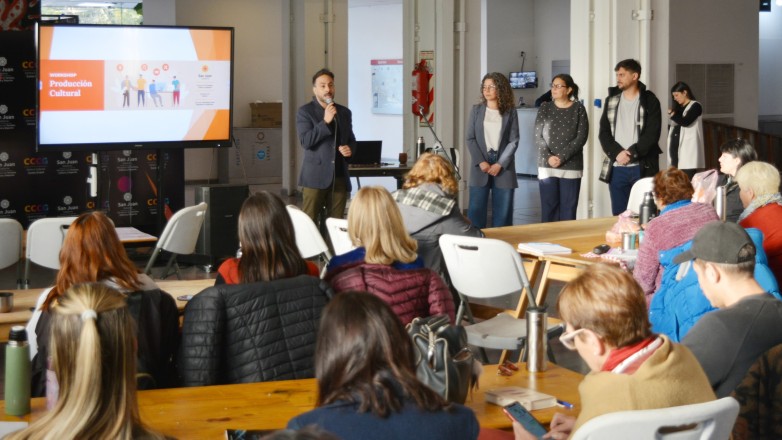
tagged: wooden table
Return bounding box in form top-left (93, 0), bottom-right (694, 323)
top-left (349, 163), bottom-right (411, 189)
top-left (483, 217), bottom-right (616, 310)
top-left (0, 278), bottom-right (213, 342)
top-left (0, 363), bottom-right (582, 437)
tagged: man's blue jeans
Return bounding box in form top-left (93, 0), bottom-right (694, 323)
top-left (609, 165), bottom-right (641, 215)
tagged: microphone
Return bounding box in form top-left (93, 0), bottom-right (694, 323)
top-left (325, 97), bottom-right (338, 122)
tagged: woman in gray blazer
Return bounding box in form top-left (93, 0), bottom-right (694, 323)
top-left (465, 72), bottom-right (519, 228)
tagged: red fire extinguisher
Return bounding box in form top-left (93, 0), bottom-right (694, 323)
top-left (411, 59), bottom-right (432, 117)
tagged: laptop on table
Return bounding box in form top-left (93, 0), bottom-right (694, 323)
top-left (349, 140), bottom-right (382, 168)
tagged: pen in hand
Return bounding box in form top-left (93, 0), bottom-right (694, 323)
top-left (556, 399), bottom-right (574, 409)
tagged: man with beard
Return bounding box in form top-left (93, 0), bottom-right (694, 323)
top-left (296, 68), bottom-right (355, 228)
top-left (598, 59), bottom-right (662, 215)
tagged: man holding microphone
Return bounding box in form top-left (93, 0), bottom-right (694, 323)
top-left (296, 68), bottom-right (355, 227)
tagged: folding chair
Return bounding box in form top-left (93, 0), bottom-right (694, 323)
top-left (144, 203), bottom-right (207, 279)
top-left (439, 234), bottom-right (563, 365)
top-left (24, 216), bottom-right (78, 289)
top-left (0, 219), bottom-right (24, 288)
top-left (573, 397), bottom-right (739, 440)
top-left (325, 217), bottom-right (355, 256)
top-left (286, 205), bottom-right (332, 278)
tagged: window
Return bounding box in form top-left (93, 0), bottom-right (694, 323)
top-left (42, 1), bottom-right (142, 25)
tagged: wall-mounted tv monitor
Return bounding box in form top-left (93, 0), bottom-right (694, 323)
top-left (37, 24), bottom-right (234, 151)
top-left (509, 71), bottom-right (538, 89)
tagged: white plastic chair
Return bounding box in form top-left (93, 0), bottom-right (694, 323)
top-left (325, 217), bottom-right (355, 256)
top-left (0, 219), bottom-right (24, 288)
top-left (24, 216), bottom-right (78, 289)
top-left (572, 397), bottom-right (740, 440)
top-left (286, 205), bottom-right (332, 277)
top-left (627, 177), bottom-right (655, 214)
top-left (439, 234), bottom-right (563, 364)
top-left (144, 203), bottom-right (207, 280)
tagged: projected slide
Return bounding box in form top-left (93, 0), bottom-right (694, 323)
top-left (38, 25), bottom-right (233, 149)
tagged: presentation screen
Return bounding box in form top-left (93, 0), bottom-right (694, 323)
top-left (37, 24), bottom-right (234, 151)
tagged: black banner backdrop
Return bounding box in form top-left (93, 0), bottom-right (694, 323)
top-left (0, 18), bottom-right (183, 232)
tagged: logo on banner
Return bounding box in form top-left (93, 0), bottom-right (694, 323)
top-left (256, 150), bottom-right (266, 160)
top-left (24, 204), bottom-right (48, 213)
top-left (123, 150), bottom-right (132, 157)
top-left (63, 152), bottom-right (72, 159)
top-left (123, 193), bottom-right (133, 202)
top-left (58, 195), bottom-right (78, 213)
top-left (0, 105), bottom-right (7, 114)
top-left (0, 199), bottom-right (14, 215)
top-left (0, 152), bottom-right (16, 177)
top-left (0, 58), bottom-right (6, 67)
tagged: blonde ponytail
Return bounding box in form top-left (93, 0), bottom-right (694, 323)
top-left (7, 283), bottom-right (163, 440)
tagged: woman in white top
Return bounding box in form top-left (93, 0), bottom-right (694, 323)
top-left (465, 72), bottom-right (519, 228)
top-left (667, 81), bottom-right (704, 179)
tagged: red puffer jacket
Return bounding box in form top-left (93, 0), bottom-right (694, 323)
top-left (327, 263), bottom-right (455, 325)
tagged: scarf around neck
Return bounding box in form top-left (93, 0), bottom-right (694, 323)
top-left (739, 192), bottom-right (782, 222)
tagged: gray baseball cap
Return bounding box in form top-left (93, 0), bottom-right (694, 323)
top-left (673, 221), bottom-right (755, 265)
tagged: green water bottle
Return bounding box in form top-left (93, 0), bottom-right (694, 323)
top-left (5, 326), bottom-right (31, 416)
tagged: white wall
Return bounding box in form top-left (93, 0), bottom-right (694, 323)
top-left (346, 3), bottom-right (404, 195)
top-left (485, 0), bottom-right (537, 106)
top-left (348, 3), bottom-right (403, 155)
top-left (670, 0), bottom-right (759, 130)
top-left (175, 0), bottom-right (285, 181)
top-left (759, 2), bottom-right (782, 117)
top-left (533, 0), bottom-right (570, 92)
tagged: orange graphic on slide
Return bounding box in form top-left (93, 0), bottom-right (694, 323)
top-left (189, 29), bottom-right (231, 61)
top-left (39, 60), bottom-right (105, 111)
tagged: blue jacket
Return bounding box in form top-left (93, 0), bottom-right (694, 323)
top-left (650, 228), bottom-right (781, 342)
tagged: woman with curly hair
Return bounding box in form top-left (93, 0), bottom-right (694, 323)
top-left (465, 72), bottom-right (519, 228)
top-left (393, 152), bottom-right (483, 277)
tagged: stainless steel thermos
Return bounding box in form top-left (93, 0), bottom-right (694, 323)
top-left (526, 307), bottom-right (548, 372)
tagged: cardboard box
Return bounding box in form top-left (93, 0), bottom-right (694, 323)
top-left (250, 102), bottom-right (282, 128)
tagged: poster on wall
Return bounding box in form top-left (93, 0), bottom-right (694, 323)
top-left (371, 59), bottom-right (403, 115)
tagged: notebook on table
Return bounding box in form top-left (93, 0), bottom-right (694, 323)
top-left (349, 140), bottom-right (382, 168)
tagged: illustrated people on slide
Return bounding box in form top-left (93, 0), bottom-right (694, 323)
top-left (172, 76), bottom-right (180, 106)
top-left (121, 75), bottom-right (131, 107)
top-left (149, 80), bottom-right (163, 107)
top-left (137, 74), bottom-right (147, 107)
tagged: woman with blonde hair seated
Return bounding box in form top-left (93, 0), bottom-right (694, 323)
top-left (513, 264), bottom-right (715, 440)
top-left (325, 187), bottom-right (454, 324)
top-left (9, 283), bottom-right (164, 440)
top-left (26, 211), bottom-right (178, 396)
top-left (736, 161), bottom-right (782, 281)
top-left (287, 291), bottom-right (478, 439)
top-left (392, 152), bottom-right (483, 278)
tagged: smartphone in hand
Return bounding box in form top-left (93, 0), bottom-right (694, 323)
top-left (503, 402), bottom-right (547, 438)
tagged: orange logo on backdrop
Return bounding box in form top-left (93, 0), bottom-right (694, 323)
top-left (39, 60), bottom-right (105, 112)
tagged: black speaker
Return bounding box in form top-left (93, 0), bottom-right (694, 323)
top-left (195, 184), bottom-right (249, 266)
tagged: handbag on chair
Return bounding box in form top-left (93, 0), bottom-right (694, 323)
top-left (407, 315), bottom-right (477, 404)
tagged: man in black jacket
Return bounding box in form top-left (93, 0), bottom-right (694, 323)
top-left (599, 59), bottom-right (662, 215)
top-left (296, 68), bottom-right (355, 228)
